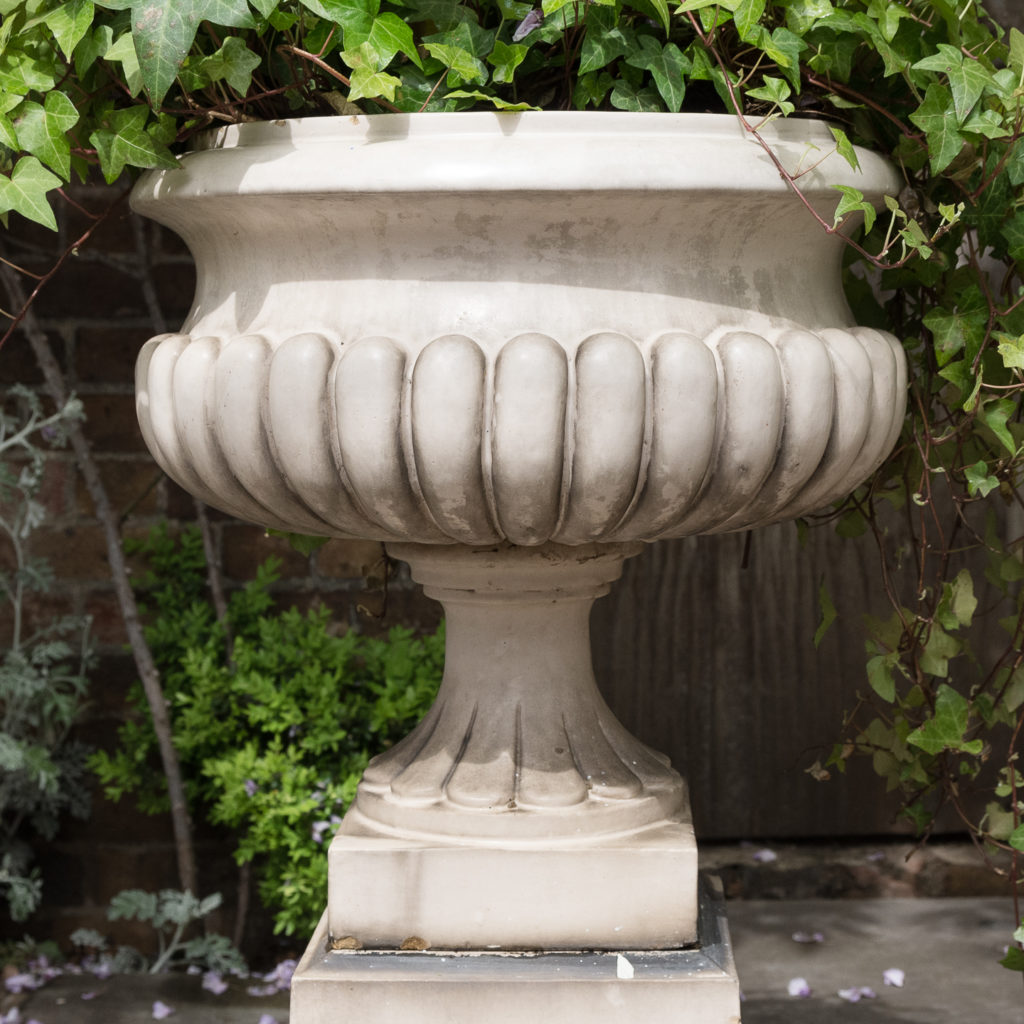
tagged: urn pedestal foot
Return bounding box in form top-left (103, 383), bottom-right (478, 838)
top-left (292, 875), bottom-right (741, 1024)
top-left (326, 542), bottom-right (698, 950)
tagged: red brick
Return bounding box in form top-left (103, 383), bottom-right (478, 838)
top-left (0, 590), bottom-right (77, 647)
top-left (83, 589), bottom-right (130, 648)
top-left (30, 523), bottom-right (110, 581)
top-left (75, 458), bottom-right (163, 519)
top-left (75, 325), bottom-right (152, 386)
top-left (26, 456), bottom-right (74, 520)
top-left (78, 652), bottom-right (136, 716)
top-left (153, 261), bottom-right (198, 324)
top-left (152, 222), bottom-right (193, 259)
top-left (0, 330), bottom-right (46, 385)
top-left (80, 394), bottom-right (148, 453)
top-left (314, 539), bottom-right (386, 581)
top-left (63, 183), bottom-right (136, 252)
top-left (42, 257), bottom-right (145, 319)
top-left (221, 523), bottom-right (312, 581)
top-left (165, 482), bottom-right (234, 523)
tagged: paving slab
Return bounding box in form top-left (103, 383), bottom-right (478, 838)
top-left (10, 896), bottom-right (1023, 1023)
top-left (730, 897), bottom-right (1022, 1024)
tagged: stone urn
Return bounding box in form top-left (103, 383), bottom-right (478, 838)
top-left (132, 111), bottom-right (905, 1020)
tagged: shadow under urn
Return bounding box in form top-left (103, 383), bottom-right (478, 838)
top-left (132, 111), bottom-right (906, 1021)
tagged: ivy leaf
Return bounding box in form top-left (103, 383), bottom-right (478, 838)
top-left (919, 624), bottom-right (961, 677)
top-left (422, 43), bottom-right (488, 85)
top-left (303, 0), bottom-right (379, 47)
top-left (193, 0), bottom-right (255, 27)
top-left (813, 578), bottom-right (836, 649)
top-left (964, 461), bottom-right (999, 498)
top-left (44, 0), bottom-right (95, 60)
top-left (367, 12), bottom-right (424, 71)
top-left (0, 156), bottom-right (62, 230)
top-left (579, 7), bottom-right (631, 76)
top-left (104, 31), bottom-right (145, 96)
top-left (183, 35), bottom-right (260, 94)
top-left (646, 0), bottom-right (671, 33)
top-left (831, 184), bottom-right (876, 234)
top-left (746, 75), bottom-right (795, 117)
top-left (980, 397), bottom-right (1018, 456)
top-left (1000, 947), bottom-right (1024, 972)
top-left (423, 21), bottom-right (493, 84)
top-left (12, 92), bottom-right (79, 180)
top-left (829, 125), bottom-right (859, 171)
top-left (75, 24), bottom-right (114, 77)
top-left (907, 685), bottom-right (981, 755)
top-left (130, 0), bottom-right (202, 106)
top-left (488, 40), bottom-right (527, 84)
top-left (913, 44), bottom-right (988, 123)
top-left (962, 109), bottom-right (1010, 140)
top-left (784, 0), bottom-right (832, 35)
top-left (909, 84), bottom-right (964, 174)
top-left (609, 79), bottom-right (661, 112)
top-left (346, 65), bottom-right (401, 101)
top-left (1008, 823), bottom-right (1024, 853)
top-left (940, 569), bottom-right (977, 629)
top-left (866, 654), bottom-right (896, 702)
top-left (443, 89), bottom-right (537, 110)
top-left (767, 25), bottom-right (806, 90)
top-left (0, 113), bottom-right (17, 151)
top-left (88, 104), bottom-right (178, 183)
top-left (625, 36), bottom-right (688, 112)
top-left (733, 0), bottom-right (765, 43)
top-left (997, 333), bottom-right (1024, 371)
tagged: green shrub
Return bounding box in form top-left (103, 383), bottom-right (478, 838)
top-left (91, 526), bottom-right (443, 936)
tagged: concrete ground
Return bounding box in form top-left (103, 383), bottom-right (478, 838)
top-left (730, 897), bottom-right (1022, 1023)
top-left (9, 896), bottom-right (1022, 1023)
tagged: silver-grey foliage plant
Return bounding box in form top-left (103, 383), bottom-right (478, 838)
top-left (0, 386), bottom-right (92, 922)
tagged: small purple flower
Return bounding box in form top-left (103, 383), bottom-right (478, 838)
top-left (264, 958), bottom-right (297, 991)
top-left (866, 850), bottom-right (885, 862)
top-left (152, 1000), bottom-right (176, 1019)
top-left (787, 977), bottom-right (811, 998)
top-left (512, 8), bottom-right (543, 41)
top-left (244, 779), bottom-right (259, 798)
top-left (791, 930), bottom-right (825, 944)
top-left (5, 973), bottom-right (39, 993)
top-left (247, 983), bottom-right (278, 997)
top-left (883, 967), bottom-right (905, 987)
top-left (82, 990), bottom-right (98, 1000)
top-left (751, 848), bottom-right (777, 864)
top-left (258, 1016), bottom-right (280, 1024)
top-left (89, 960), bottom-right (112, 979)
top-left (311, 819), bottom-right (332, 844)
top-left (202, 971), bottom-right (228, 995)
top-left (838, 986), bottom-right (877, 1003)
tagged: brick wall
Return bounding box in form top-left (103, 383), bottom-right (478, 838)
top-left (0, 187), bottom-right (440, 954)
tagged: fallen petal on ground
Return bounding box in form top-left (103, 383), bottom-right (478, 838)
top-left (787, 977), bottom-right (811, 998)
top-left (883, 967), bottom-right (905, 987)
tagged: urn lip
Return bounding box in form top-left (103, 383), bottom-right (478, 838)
top-left (131, 110), bottom-right (901, 212)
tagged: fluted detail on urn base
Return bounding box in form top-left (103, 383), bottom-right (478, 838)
top-left (327, 542), bottom-right (698, 950)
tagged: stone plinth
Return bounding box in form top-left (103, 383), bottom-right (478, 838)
top-left (294, 876), bottom-right (740, 1024)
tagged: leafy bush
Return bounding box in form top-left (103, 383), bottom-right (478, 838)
top-left (91, 526), bottom-right (443, 936)
top-left (0, 387), bottom-right (92, 923)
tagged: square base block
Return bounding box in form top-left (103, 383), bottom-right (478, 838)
top-left (293, 875), bottom-right (740, 1024)
top-left (327, 819), bottom-right (697, 950)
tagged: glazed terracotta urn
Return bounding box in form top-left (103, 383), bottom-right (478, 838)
top-left (132, 112), bottom-right (905, 972)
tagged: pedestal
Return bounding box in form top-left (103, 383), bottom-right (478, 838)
top-left (292, 875), bottom-right (741, 1024)
top-left (327, 542), bottom-right (698, 950)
